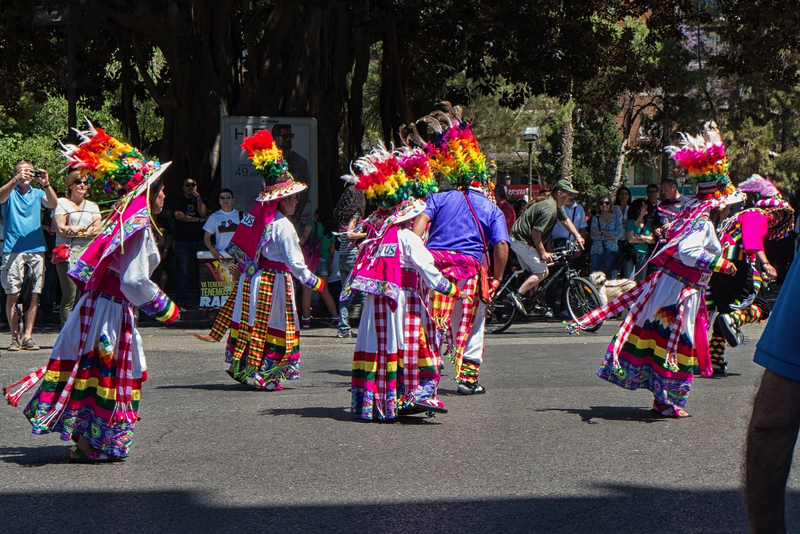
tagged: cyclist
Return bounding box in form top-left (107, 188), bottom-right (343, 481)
top-left (508, 179), bottom-right (585, 314)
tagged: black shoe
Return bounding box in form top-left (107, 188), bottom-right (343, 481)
top-left (711, 362), bottom-right (728, 376)
top-left (716, 314), bottom-right (741, 348)
top-left (457, 380), bottom-right (486, 395)
top-left (508, 292), bottom-right (528, 315)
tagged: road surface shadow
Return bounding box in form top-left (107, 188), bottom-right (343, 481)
top-left (312, 369), bottom-right (351, 377)
top-left (156, 382), bottom-right (255, 392)
top-left (0, 445), bottom-right (73, 466)
top-left (0, 485), bottom-right (776, 532)
top-left (260, 407), bottom-right (442, 425)
top-left (537, 406), bottom-right (667, 424)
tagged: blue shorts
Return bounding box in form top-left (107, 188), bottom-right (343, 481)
top-left (315, 258), bottom-right (329, 277)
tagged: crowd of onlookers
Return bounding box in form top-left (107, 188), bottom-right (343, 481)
top-left (0, 159), bottom-right (368, 349)
top-left (494, 177), bottom-right (800, 317)
top-left (4, 155), bottom-right (799, 347)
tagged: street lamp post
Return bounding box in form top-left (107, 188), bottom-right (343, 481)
top-left (522, 126), bottom-right (540, 200)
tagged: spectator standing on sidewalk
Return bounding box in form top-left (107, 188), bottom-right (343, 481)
top-left (39, 207), bottom-right (59, 322)
top-left (0, 160), bottom-right (58, 350)
top-left (52, 170), bottom-right (102, 325)
top-left (655, 178), bottom-right (689, 230)
top-left (203, 188), bottom-right (241, 260)
top-left (333, 185), bottom-right (366, 338)
top-left (496, 185), bottom-right (517, 234)
top-left (171, 177), bottom-right (208, 307)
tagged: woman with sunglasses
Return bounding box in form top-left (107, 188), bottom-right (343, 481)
top-left (53, 170), bottom-right (102, 325)
top-left (589, 195), bottom-right (623, 278)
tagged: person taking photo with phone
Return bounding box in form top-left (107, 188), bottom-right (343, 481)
top-left (0, 160), bottom-right (58, 351)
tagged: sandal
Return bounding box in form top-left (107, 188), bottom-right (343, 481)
top-left (398, 398), bottom-right (448, 416)
top-left (192, 333), bottom-right (217, 342)
top-left (70, 446), bottom-right (125, 463)
top-left (650, 400), bottom-right (691, 418)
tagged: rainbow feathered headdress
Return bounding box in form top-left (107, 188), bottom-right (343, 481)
top-left (343, 146), bottom-right (415, 209)
top-left (240, 130), bottom-right (306, 201)
top-left (61, 121), bottom-right (161, 195)
top-left (417, 102), bottom-right (493, 197)
top-left (666, 121), bottom-right (736, 202)
top-left (342, 145), bottom-right (430, 228)
top-left (396, 147), bottom-right (438, 200)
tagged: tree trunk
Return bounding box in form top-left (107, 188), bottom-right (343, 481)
top-left (115, 31), bottom-right (141, 149)
top-left (95, 1), bottom-right (361, 210)
top-left (660, 96), bottom-right (671, 181)
top-left (95, 1), bottom-right (239, 202)
top-left (346, 27), bottom-right (370, 161)
top-left (610, 138), bottom-right (628, 193)
top-left (379, 22), bottom-right (407, 146)
top-left (560, 106), bottom-right (574, 182)
top-left (610, 93), bottom-right (634, 194)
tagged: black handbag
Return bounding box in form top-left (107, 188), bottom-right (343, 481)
top-left (613, 242), bottom-right (637, 270)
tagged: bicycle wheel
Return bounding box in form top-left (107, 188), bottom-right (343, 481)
top-left (565, 276), bottom-right (603, 333)
top-left (485, 283), bottom-right (518, 334)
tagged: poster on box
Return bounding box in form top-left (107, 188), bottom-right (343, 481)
top-left (198, 251), bottom-right (238, 308)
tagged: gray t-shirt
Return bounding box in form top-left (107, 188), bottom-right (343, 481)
top-left (511, 196), bottom-right (567, 248)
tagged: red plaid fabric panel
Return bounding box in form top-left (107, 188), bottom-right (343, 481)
top-left (209, 288), bottom-right (237, 341)
top-left (246, 272), bottom-right (276, 368)
top-left (424, 274), bottom-right (479, 379)
top-left (452, 276), bottom-right (478, 352)
top-left (110, 306), bottom-right (136, 424)
top-left (401, 290), bottom-right (421, 393)
top-left (231, 276), bottom-right (253, 363)
top-left (34, 293), bottom-right (99, 428)
top-left (282, 274), bottom-right (298, 358)
top-left (260, 272), bottom-right (299, 375)
top-left (573, 271), bottom-right (661, 331)
top-left (374, 295), bottom-right (389, 418)
top-left (665, 285), bottom-right (696, 365)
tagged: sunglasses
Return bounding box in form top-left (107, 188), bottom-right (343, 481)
top-left (277, 133), bottom-right (295, 139)
top-left (219, 196), bottom-right (232, 201)
top-left (184, 183), bottom-right (197, 187)
top-left (74, 180), bottom-right (89, 185)
top-left (598, 200), bottom-right (611, 205)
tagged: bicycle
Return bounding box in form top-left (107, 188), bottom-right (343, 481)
top-left (485, 242), bottom-right (603, 334)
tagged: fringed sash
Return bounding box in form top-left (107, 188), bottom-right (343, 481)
top-left (228, 270), bottom-right (297, 383)
top-left (426, 274), bottom-right (479, 380)
top-left (204, 259), bottom-right (287, 342)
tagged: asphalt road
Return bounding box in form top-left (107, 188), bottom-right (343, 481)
top-left (0, 316), bottom-right (796, 533)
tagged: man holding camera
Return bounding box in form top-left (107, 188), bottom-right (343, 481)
top-left (171, 177), bottom-right (209, 307)
top-left (0, 160), bottom-right (58, 350)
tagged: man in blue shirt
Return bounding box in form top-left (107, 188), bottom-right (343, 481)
top-left (412, 185), bottom-right (509, 395)
top-left (0, 160), bottom-right (58, 350)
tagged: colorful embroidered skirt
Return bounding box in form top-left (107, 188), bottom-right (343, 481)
top-left (224, 268), bottom-right (300, 389)
top-left (351, 290), bottom-right (439, 420)
top-left (597, 275), bottom-right (701, 408)
top-left (19, 293), bottom-right (145, 457)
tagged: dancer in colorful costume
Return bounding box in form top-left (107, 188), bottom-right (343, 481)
top-left (4, 123), bottom-right (177, 462)
top-left (344, 145), bottom-right (461, 420)
top-left (707, 175), bottom-right (794, 374)
top-left (202, 130), bottom-right (322, 390)
top-left (569, 123), bottom-right (737, 417)
top-left (409, 103), bottom-right (510, 395)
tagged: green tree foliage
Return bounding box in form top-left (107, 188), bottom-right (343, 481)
top-left (6, 0), bottom-right (800, 208)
